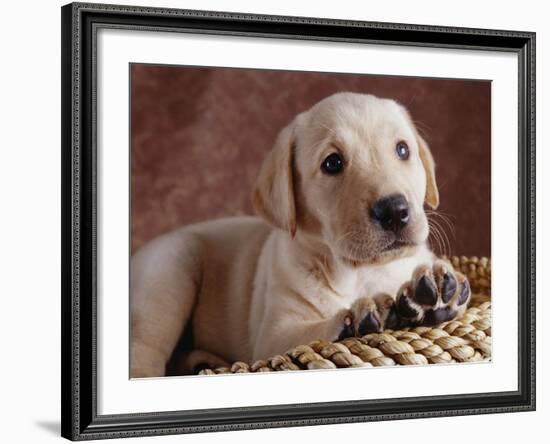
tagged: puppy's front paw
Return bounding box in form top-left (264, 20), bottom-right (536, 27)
top-left (352, 297), bottom-right (383, 335)
top-left (336, 296), bottom-right (392, 340)
top-left (396, 260), bottom-right (471, 326)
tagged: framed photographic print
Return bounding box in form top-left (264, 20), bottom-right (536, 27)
top-left (61, 2), bottom-right (536, 440)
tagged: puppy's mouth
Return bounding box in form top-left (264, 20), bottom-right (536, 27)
top-left (381, 239), bottom-right (415, 252)
top-left (339, 238), bottom-right (417, 267)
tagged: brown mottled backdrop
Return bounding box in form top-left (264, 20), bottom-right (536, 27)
top-left (131, 65), bottom-right (491, 257)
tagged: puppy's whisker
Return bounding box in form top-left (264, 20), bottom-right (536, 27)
top-left (428, 221), bottom-right (445, 254)
top-left (438, 213), bottom-right (456, 237)
top-left (335, 230), bottom-right (355, 246)
top-left (428, 223), bottom-right (442, 255)
top-left (426, 230), bottom-right (439, 255)
top-left (427, 210), bottom-right (455, 256)
top-left (336, 228), bottom-right (374, 262)
top-left (426, 210), bottom-right (456, 237)
top-left (431, 219), bottom-right (451, 257)
top-left (337, 225), bottom-right (364, 243)
top-left (427, 235), bottom-right (437, 254)
top-left (429, 219), bottom-right (448, 256)
top-left (437, 216), bottom-right (456, 238)
top-left (335, 230), bottom-right (360, 256)
top-left (433, 226), bottom-right (447, 257)
top-left (430, 217), bottom-right (452, 256)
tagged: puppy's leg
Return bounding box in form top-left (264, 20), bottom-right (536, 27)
top-left (252, 291), bottom-right (411, 360)
top-left (253, 309), bottom-right (351, 361)
top-left (394, 259), bottom-right (472, 327)
top-left (130, 235), bottom-right (202, 378)
top-left (254, 295), bottom-right (402, 360)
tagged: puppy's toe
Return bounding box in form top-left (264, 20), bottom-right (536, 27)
top-left (337, 312), bottom-right (356, 340)
top-left (457, 277), bottom-right (471, 306)
top-left (413, 268), bottom-right (438, 306)
top-left (352, 297), bottom-right (382, 335)
top-left (372, 293), bottom-right (401, 330)
top-left (396, 286), bottom-right (423, 324)
top-left (358, 310), bottom-right (381, 335)
top-left (440, 270), bottom-right (458, 303)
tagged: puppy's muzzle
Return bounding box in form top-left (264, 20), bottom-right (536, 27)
top-left (370, 193), bottom-right (410, 233)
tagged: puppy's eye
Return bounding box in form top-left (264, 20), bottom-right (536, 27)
top-left (321, 153), bottom-right (344, 175)
top-left (396, 141), bottom-right (410, 160)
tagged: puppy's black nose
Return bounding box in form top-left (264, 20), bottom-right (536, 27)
top-left (370, 194), bottom-right (410, 232)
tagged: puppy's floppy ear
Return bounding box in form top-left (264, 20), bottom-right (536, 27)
top-left (252, 120), bottom-right (297, 237)
top-left (416, 133), bottom-right (439, 209)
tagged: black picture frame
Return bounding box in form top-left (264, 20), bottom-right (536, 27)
top-left (61, 2), bottom-right (536, 440)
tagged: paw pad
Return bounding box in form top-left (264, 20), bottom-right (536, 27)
top-left (415, 273), bottom-right (438, 305)
top-left (441, 272), bottom-right (457, 303)
top-left (337, 315), bottom-right (356, 340)
top-left (358, 311), bottom-right (380, 335)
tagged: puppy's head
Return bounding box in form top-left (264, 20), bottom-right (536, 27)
top-left (252, 92), bottom-right (438, 266)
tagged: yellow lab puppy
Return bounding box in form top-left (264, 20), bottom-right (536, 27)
top-left (130, 92), bottom-right (471, 377)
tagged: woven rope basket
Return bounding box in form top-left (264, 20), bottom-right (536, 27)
top-left (199, 255), bottom-right (491, 375)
